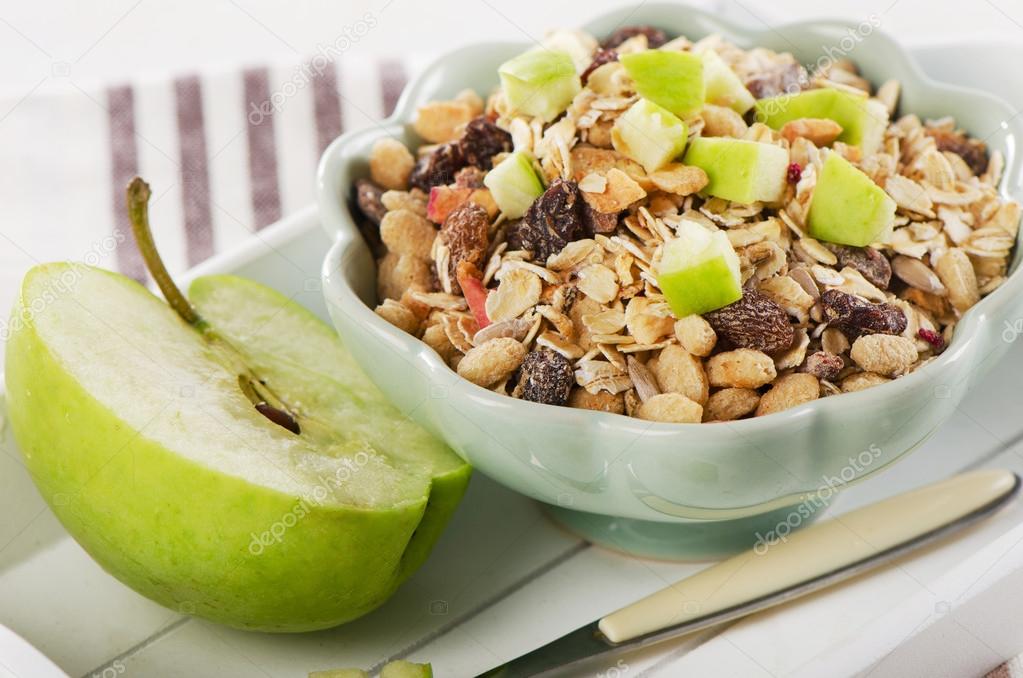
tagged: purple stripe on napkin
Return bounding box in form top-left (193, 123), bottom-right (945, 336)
top-left (312, 60), bottom-right (343, 155)
top-left (243, 67), bottom-right (282, 230)
top-left (174, 75), bottom-right (214, 265)
top-left (106, 84), bottom-right (148, 283)
top-left (378, 59), bottom-right (407, 117)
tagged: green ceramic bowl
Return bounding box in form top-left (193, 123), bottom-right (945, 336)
top-left (317, 5), bottom-right (1023, 558)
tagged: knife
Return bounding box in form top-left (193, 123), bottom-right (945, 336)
top-left (480, 469), bottom-right (1020, 677)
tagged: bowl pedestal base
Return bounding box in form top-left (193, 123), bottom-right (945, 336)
top-left (544, 502), bottom-right (828, 561)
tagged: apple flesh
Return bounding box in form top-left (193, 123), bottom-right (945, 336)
top-left (483, 150), bottom-right (545, 218)
top-left (5, 265), bottom-right (470, 631)
top-left (620, 50), bottom-right (705, 117)
top-left (807, 152), bottom-right (897, 247)
top-left (657, 219), bottom-right (743, 317)
top-left (498, 49), bottom-right (580, 122)
top-left (427, 186), bottom-right (498, 223)
top-left (699, 50), bottom-right (755, 114)
top-left (753, 88), bottom-right (889, 154)
top-left (380, 661), bottom-right (433, 678)
top-left (612, 98), bottom-right (689, 173)
top-left (683, 137), bottom-right (789, 203)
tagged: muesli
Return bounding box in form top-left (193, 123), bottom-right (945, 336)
top-left (351, 24), bottom-right (1020, 423)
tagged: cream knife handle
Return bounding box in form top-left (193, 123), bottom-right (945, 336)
top-left (598, 470), bottom-right (1019, 644)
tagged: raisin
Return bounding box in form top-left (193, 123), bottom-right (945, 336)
top-left (581, 200), bottom-right (619, 234)
top-left (440, 202), bottom-right (489, 277)
top-left (820, 289), bottom-right (907, 339)
top-left (802, 351), bottom-right (844, 381)
top-left (516, 349), bottom-right (574, 406)
top-left (581, 48), bottom-right (618, 84)
top-left (831, 245), bottom-right (892, 289)
top-left (704, 290), bottom-right (795, 354)
top-left (458, 116), bottom-right (512, 170)
top-left (454, 166), bottom-right (486, 188)
top-left (745, 62), bottom-right (808, 100)
top-left (512, 179), bottom-right (586, 260)
top-left (354, 179), bottom-right (387, 225)
top-left (410, 143), bottom-right (464, 191)
top-left (926, 128), bottom-right (989, 175)
top-left (601, 25), bottom-right (668, 49)
top-left (786, 163), bottom-right (802, 185)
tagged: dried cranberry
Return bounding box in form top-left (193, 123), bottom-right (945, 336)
top-left (458, 117), bottom-right (512, 170)
top-left (820, 289), bottom-right (906, 339)
top-left (601, 25), bottom-right (668, 49)
top-left (917, 328), bottom-right (945, 350)
top-left (831, 245), bottom-right (892, 289)
top-left (745, 62), bottom-right (809, 100)
top-left (704, 290), bottom-right (795, 354)
top-left (512, 179), bottom-right (586, 261)
top-left (516, 349), bottom-right (574, 406)
top-left (802, 351), bottom-right (844, 381)
top-left (581, 48), bottom-right (618, 84)
top-left (410, 143), bottom-right (464, 191)
top-left (786, 163), bottom-right (802, 184)
top-left (440, 202), bottom-right (489, 277)
top-left (926, 128), bottom-right (989, 175)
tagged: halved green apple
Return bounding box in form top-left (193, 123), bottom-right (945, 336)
top-left (611, 98), bottom-right (689, 173)
top-left (807, 152), bottom-right (896, 247)
top-left (657, 219), bottom-right (742, 317)
top-left (683, 136), bottom-right (789, 203)
top-left (699, 49), bottom-right (755, 114)
top-left (620, 50), bottom-right (705, 117)
top-left (483, 150), bottom-right (545, 218)
top-left (753, 88), bottom-right (889, 154)
top-left (498, 48), bottom-right (581, 122)
top-left (4, 180), bottom-right (470, 631)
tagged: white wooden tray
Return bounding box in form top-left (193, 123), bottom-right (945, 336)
top-left (3, 43), bottom-right (1023, 678)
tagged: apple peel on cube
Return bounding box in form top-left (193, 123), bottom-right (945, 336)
top-left (483, 150), bottom-right (545, 219)
top-left (498, 48), bottom-right (581, 122)
top-left (657, 219), bottom-right (743, 317)
top-left (807, 152), bottom-right (897, 247)
top-left (620, 50), bottom-right (705, 117)
top-left (699, 49), bottom-right (755, 114)
top-left (612, 98), bottom-right (689, 173)
top-left (683, 136), bottom-right (789, 204)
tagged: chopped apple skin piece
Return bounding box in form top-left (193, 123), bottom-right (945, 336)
top-left (657, 220), bottom-right (743, 317)
top-left (483, 151), bottom-right (545, 218)
top-left (683, 137), bottom-right (789, 204)
top-left (753, 88), bottom-right (888, 154)
top-left (700, 50), bottom-right (755, 114)
top-left (620, 50), bottom-right (705, 117)
top-left (611, 98), bottom-right (689, 173)
top-left (498, 49), bottom-right (580, 122)
top-left (807, 152), bottom-right (897, 247)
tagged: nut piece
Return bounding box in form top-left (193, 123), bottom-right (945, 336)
top-left (849, 334), bottom-right (919, 377)
top-left (374, 299), bottom-right (420, 335)
top-left (636, 392), bottom-right (703, 423)
top-left (706, 349), bottom-right (777, 389)
top-left (648, 163), bottom-right (709, 196)
top-left (651, 345), bottom-right (709, 405)
top-left (380, 209), bottom-right (437, 260)
top-left (756, 373), bottom-right (820, 417)
top-left (414, 100), bottom-right (475, 143)
top-left (457, 337), bottom-right (527, 387)
top-left (780, 118), bottom-right (843, 147)
top-left (422, 322), bottom-right (458, 363)
top-left (568, 387), bottom-right (625, 414)
top-left (369, 138), bottom-right (416, 190)
top-left (934, 247), bottom-right (980, 313)
top-left (704, 388), bottom-right (761, 422)
top-left (674, 315), bottom-right (717, 357)
top-left (841, 371), bottom-right (891, 392)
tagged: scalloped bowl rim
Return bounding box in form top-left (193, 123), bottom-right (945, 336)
top-left (317, 8), bottom-right (1022, 440)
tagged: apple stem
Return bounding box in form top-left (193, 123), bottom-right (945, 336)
top-left (126, 177), bottom-right (204, 329)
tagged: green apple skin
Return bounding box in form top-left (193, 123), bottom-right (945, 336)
top-left (379, 661), bottom-right (433, 678)
top-left (5, 265), bottom-right (470, 632)
top-left (753, 88), bottom-right (888, 154)
top-left (612, 98), bottom-right (689, 173)
top-left (683, 137), bottom-right (789, 204)
top-left (807, 152), bottom-right (897, 247)
top-left (483, 151), bottom-right (545, 218)
top-left (620, 50), bottom-right (705, 117)
top-left (498, 49), bottom-right (580, 122)
top-left (700, 50), bottom-right (755, 114)
top-left (657, 223), bottom-right (742, 316)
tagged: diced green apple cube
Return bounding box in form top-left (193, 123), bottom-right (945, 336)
top-left (683, 137), bottom-right (789, 204)
top-left (753, 88), bottom-right (889, 154)
top-left (611, 98), bottom-right (689, 173)
top-left (807, 152), bottom-right (897, 247)
top-left (620, 50), bottom-right (705, 117)
top-left (498, 49), bottom-right (581, 122)
top-left (483, 151), bottom-right (545, 218)
top-left (657, 219), bottom-right (743, 317)
top-left (700, 50), bottom-right (755, 114)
